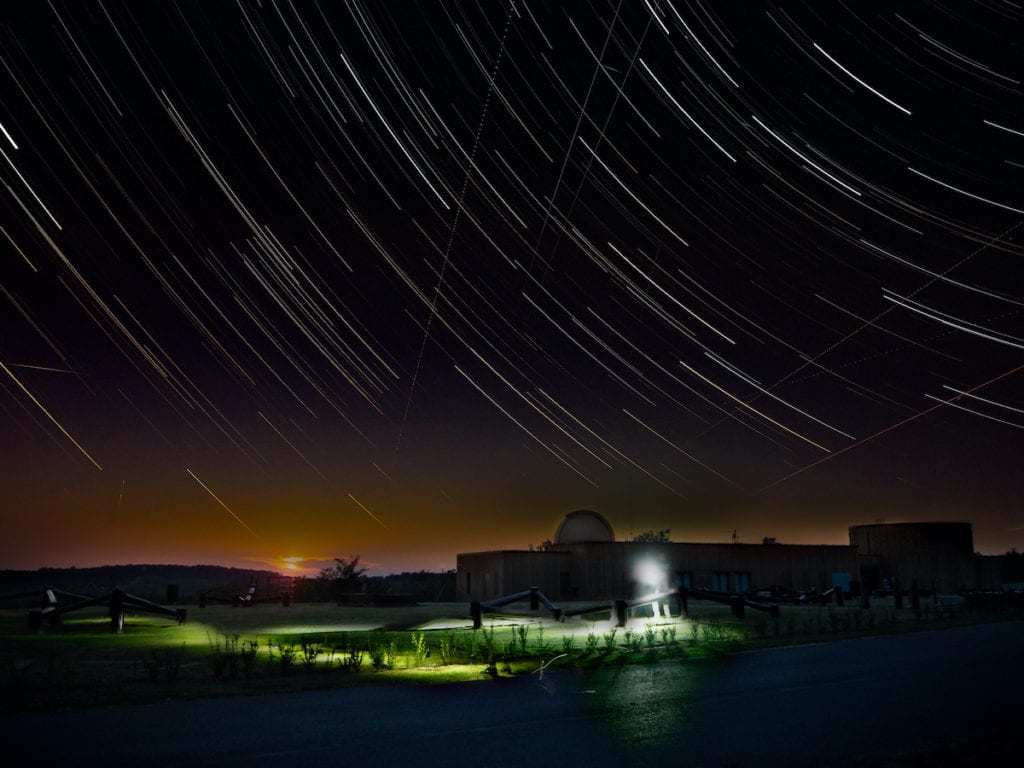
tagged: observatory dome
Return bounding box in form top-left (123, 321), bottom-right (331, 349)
top-left (554, 509), bottom-right (615, 544)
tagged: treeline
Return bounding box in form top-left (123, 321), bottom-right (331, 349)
top-left (0, 563), bottom-right (458, 606)
top-left (292, 568), bottom-right (456, 603)
top-left (0, 564), bottom-right (280, 605)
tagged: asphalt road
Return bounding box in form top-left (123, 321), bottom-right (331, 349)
top-left (4, 621), bottom-right (1022, 767)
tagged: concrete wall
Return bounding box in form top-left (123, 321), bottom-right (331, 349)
top-left (457, 542), bottom-right (859, 602)
top-left (563, 541), bottom-right (858, 599)
top-left (456, 550), bottom-right (571, 602)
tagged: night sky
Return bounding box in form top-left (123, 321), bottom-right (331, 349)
top-left (2, 1), bottom-right (1022, 575)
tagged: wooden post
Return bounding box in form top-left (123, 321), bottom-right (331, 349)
top-left (677, 586), bottom-right (688, 618)
top-left (730, 595), bottom-right (745, 618)
top-left (614, 599), bottom-right (628, 628)
top-left (529, 587), bottom-right (539, 611)
top-left (109, 589), bottom-right (124, 634)
top-left (894, 579), bottom-right (903, 610)
top-left (471, 601), bottom-right (482, 629)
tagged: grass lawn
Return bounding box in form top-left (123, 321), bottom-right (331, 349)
top-left (2, 596), bottom-right (1020, 711)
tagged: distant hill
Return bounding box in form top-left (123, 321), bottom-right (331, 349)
top-left (0, 564), bottom-right (285, 606)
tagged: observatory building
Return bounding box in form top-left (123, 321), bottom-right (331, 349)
top-left (456, 510), bottom-right (1000, 602)
top-left (457, 510), bottom-right (859, 602)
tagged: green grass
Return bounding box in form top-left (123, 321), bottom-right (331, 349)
top-left (2, 597), bottom-right (1020, 711)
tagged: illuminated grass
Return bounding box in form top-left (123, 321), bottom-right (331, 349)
top-left (3, 597), bottom-right (1018, 711)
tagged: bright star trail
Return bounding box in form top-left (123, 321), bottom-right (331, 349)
top-left (1, 2), bottom-right (1021, 574)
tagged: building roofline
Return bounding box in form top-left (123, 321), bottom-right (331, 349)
top-left (458, 540), bottom-right (857, 556)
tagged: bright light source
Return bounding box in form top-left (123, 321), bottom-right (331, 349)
top-left (636, 559), bottom-right (664, 587)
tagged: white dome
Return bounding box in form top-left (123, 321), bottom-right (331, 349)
top-left (554, 510), bottom-right (615, 544)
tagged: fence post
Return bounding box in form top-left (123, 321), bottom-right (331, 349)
top-left (529, 587), bottom-right (539, 611)
top-left (730, 595), bottom-right (745, 618)
top-left (471, 601), bottom-right (482, 629)
top-left (614, 599), bottom-right (628, 627)
top-left (109, 589), bottom-right (124, 634)
top-left (677, 586), bottom-right (688, 618)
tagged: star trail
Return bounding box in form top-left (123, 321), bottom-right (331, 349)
top-left (1, 1), bottom-right (1022, 574)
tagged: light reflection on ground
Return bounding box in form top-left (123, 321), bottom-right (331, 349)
top-left (247, 623), bottom-right (383, 634)
top-left (581, 661), bottom-right (703, 746)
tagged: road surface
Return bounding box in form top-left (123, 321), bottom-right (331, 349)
top-left (3, 621), bottom-right (1022, 767)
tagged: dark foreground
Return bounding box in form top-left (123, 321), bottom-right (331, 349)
top-left (3, 621), bottom-right (1021, 767)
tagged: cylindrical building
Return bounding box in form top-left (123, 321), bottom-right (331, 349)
top-left (849, 522), bottom-right (976, 593)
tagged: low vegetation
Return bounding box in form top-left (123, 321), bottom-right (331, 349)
top-left (2, 594), bottom-right (1021, 711)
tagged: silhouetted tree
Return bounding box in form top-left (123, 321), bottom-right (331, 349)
top-left (630, 529), bottom-right (671, 543)
top-left (318, 555), bottom-right (367, 599)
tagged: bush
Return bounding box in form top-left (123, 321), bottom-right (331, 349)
top-left (368, 633), bottom-right (397, 671)
top-left (439, 631), bottom-right (456, 665)
top-left (336, 647), bottom-right (364, 673)
top-left (240, 640), bottom-right (258, 678)
top-left (208, 634), bottom-right (241, 679)
top-left (410, 632), bottom-right (428, 667)
top-left (603, 629), bottom-right (617, 651)
top-left (300, 637), bottom-right (322, 671)
top-left (272, 642), bottom-right (298, 674)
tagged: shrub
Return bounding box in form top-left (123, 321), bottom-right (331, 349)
top-left (239, 640), bottom-right (258, 678)
top-left (368, 634), bottom-right (397, 671)
top-left (208, 634), bottom-right (241, 679)
top-left (337, 647), bottom-right (364, 673)
top-left (515, 625), bottom-right (529, 656)
top-left (300, 637), bottom-right (322, 671)
top-left (273, 641), bottom-right (298, 674)
top-left (644, 626), bottom-right (657, 649)
top-left (410, 632), bottom-right (428, 667)
top-left (439, 632), bottom-right (456, 665)
top-left (603, 629), bottom-right (618, 651)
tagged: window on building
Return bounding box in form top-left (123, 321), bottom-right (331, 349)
top-left (734, 571), bottom-right (751, 592)
top-left (713, 572), bottom-right (730, 592)
top-left (673, 571), bottom-right (693, 589)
